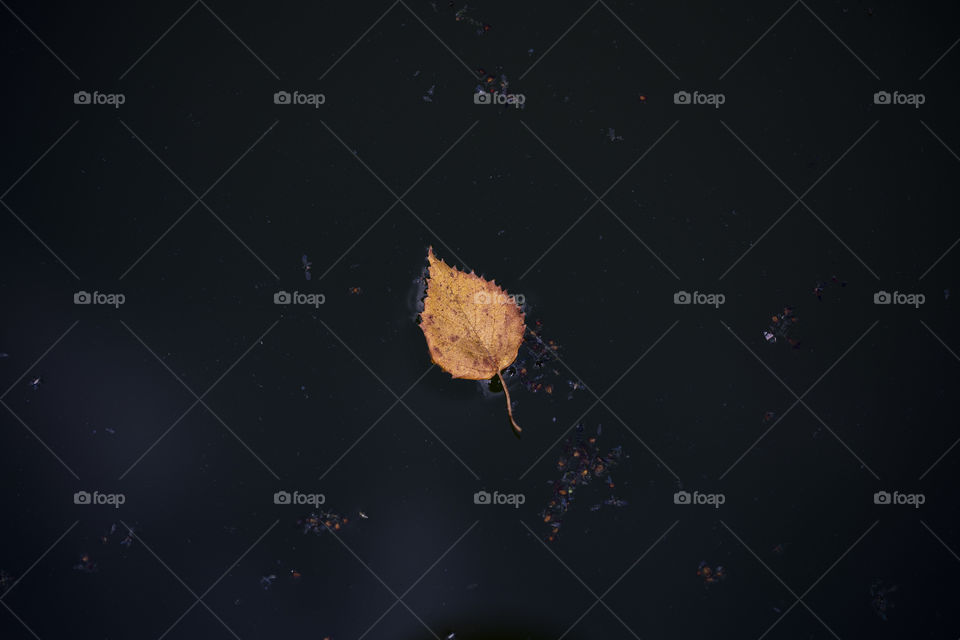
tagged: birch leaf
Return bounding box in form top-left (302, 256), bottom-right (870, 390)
top-left (419, 247), bottom-right (526, 435)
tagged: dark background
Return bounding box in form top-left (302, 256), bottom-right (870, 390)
top-left (1, 1), bottom-right (959, 638)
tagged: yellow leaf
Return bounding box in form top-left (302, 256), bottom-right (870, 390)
top-left (419, 247), bottom-right (526, 436)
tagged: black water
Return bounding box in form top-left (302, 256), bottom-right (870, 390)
top-left (1, 2), bottom-right (959, 639)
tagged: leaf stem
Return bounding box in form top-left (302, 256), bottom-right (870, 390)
top-left (497, 370), bottom-right (522, 438)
